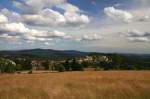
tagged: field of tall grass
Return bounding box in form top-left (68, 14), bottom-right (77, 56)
top-left (0, 71), bottom-right (150, 99)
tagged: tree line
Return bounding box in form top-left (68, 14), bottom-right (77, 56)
top-left (0, 54), bottom-right (150, 73)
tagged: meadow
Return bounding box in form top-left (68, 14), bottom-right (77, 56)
top-left (0, 71), bottom-right (150, 99)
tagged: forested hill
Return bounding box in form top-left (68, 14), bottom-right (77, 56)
top-left (0, 49), bottom-right (89, 59)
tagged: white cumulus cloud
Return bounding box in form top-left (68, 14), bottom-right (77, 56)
top-left (22, 9), bottom-right (66, 26)
top-left (128, 37), bottom-right (149, 42)
top-left (0, 22), bottom-right (73, 42)
top-left (13, 0), bottom-right (66, 14)
top-left (120, 29), bottom-right (150, 42)
top-left (104, 7), bottom-right (133, 23)
top-left (0, 14), bottom-right (8, 23)
top-left (58, 3), bottom-right (79, 13)
top-left (123, 29), bottom-right (150, 37)
top-left (51, 30), bottom-right (66, 38)
top-left (80, 34), bottom-right (103, 41)
top-left (21, 7), bottom-right (90, 27)
top-left (13, 0), bottom-right (90, 27)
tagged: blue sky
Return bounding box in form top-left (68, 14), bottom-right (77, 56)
top-left (68, 0), bottom-right (131, 15)
top-left (0, 0), bottom-right (150, 53)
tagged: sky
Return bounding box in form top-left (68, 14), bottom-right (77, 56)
top-left (0, 0), bottom-right (150, 53)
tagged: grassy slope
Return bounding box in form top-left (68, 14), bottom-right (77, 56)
top-left (0, 71), bottom-right (150, 99)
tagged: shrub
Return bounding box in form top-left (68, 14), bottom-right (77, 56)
top-left (56, 65), bottom-right (65, 72)
top-left (64, 60), bottom-right (71, 71)
top-left (71, 59), bottom-right (84, 71)
top-left (42, 61), bottom-right (49, 70)
top-left (16, 64), bottom-right (23, 71)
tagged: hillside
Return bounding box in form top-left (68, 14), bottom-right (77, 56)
top-left (0, 49), bottom-right (88, 59)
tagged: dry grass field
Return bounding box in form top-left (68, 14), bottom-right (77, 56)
top-left (0, 71), bottom-right (150, 99)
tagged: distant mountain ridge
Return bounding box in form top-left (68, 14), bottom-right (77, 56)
top-left (0, 49), bottom-right (89, 59)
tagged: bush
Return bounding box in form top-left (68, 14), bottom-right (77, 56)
top-left (56, 65), bottom-right (65, 72)
top-left (42, 61), bottom-right (49, 70)
top-left (16, 64), bottom-right (23, 71)
top-left (64, 60), bottom-right (71, 71)
top-left (71, 59), bottom-right (84, 71)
